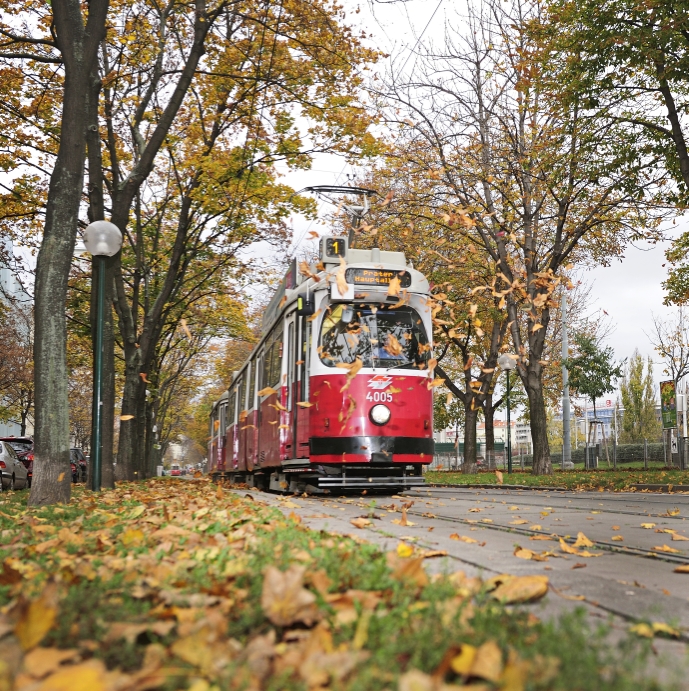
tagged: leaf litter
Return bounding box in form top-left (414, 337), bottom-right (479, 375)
top-left (0, 479), bottom-right (673, 691)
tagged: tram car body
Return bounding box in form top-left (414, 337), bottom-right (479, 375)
top-left (208, 235), bottom-right (434, 492)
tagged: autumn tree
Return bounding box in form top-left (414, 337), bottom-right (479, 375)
top-left (0, 302), bottom-right (33, 434)
top-left (646, 309), bottom-right (689, 391)
top-left (372, 0), bottom-right (670, 474)
top-left (619, 349), bottom-right (661, 444)
top-left (0, 0), bottom-right (109, 504)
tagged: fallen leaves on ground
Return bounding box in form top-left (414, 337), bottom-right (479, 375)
top-left (350, 517), bottom-right (372, 529)
top-left (449, 534), bottom-right (486, 546)
top-left (559, 538), bottom-right (601, 558)
top-left (630, 622), bottom-right (680, 639)
top-left (488, 575), bottom-right (549, 604)
top-left (653, 544), bottom-right (681, 554)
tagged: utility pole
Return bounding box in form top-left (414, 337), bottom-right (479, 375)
top-left (562, 292), bottom-right (572, 469)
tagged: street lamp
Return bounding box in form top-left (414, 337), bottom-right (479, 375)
top-left (498, 353), bottom-right (517, 474)
top-left (83, 221), bottom-right (122, 491)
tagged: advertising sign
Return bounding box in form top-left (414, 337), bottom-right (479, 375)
top-left (660, 380), bottom-right (677, 429)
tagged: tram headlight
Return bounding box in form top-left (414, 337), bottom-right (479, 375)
top-left (369, 404), bottom-right (391, 426)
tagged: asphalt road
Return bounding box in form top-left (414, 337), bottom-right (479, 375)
top-left (243, 484), bottom-right (689, 670)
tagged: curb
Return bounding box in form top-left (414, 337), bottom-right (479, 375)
top-left (425, 483), bottom-right (569, 491)
top-left (631, 484), bottom-right (689, 493)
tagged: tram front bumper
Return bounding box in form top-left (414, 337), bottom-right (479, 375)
top-left (317, 475), bottom-right (425, 489)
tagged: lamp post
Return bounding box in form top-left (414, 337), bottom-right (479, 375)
top-left (498, 353), bottom-right (517, 473)
top-left (83, 221), bottom-right (122, 491)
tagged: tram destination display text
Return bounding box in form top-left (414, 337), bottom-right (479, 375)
top-left (345, 268), bottom-right (412, 287)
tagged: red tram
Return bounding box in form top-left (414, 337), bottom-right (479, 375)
top-left (208, 236), bottom-right (435, 492)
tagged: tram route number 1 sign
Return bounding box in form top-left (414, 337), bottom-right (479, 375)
top-left (345, 268), bottom-right (412, 288)
top-left (660, 380), bottom-right (677, 429)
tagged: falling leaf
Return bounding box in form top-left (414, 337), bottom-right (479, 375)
top-left (139, 372), bottom-right (150, 383)
top-left (261, 565), bottom-right (321, 627)
top-left (380, 190), bottom-right (394, 207)
top-left (653, 545), bottom-right (681, 553)
top-left (384, 334), bottom-right (403, 356)
top-left (120, 415), bottom-right (134, 421)
top-left (296, 401), bottom-right (314, 408)
top-left (495, 470), bottom-right (503, 484)
top-left (57, 473), bottom-right (65, 483)
top-left (257, 387), bottom-right (278, 397)
top-left (336, 257), bottom-right (349, 296)
top-left (180, 318), bottom-right (192, 340)
top-left (573, 532), bottom-right (594, 548)
top-left (491, 575), bottom-right (549, 604)
top-left (641, 523), bottom-right (656, 529)
top-left (350, 517), bottom-right (371, 529)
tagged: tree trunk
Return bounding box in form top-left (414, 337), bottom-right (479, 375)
top-left (115, 343), bottom-right (143, 481)
top-left (29, 0), bottom-right (109, 507)
top-left (526, 370), bottom-right (552, 475)
top-left (483, 393), bottom-right (495, 468)
top-left (463, 404), bottom-right (478, 471)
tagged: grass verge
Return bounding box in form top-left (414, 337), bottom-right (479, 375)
top-left (0, 478), bottom-right (679, 690)
top-left (426, 468), bottom-right (689, 492)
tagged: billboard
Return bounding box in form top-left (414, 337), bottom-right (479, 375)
top-left (660, 380), bottom-right (677, 429)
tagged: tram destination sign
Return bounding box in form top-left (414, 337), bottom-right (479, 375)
top-left (345, 268), bottom-right (411, 288)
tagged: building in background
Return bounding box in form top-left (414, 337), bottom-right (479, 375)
top-left (0, 238), bottom-right (32, 438)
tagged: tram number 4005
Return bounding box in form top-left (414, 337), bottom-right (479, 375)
top-left (366, 391), bottom-right (393, 402)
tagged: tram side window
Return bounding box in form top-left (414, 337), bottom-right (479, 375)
top-left (263, 325), bottom-right (284, 389)
top-left (228, 389), bottom-right (236, 427)
top-left (239, 373), bottom-right (248, 413)
top-left (248, 361), bottom-right (256, 409)
top-left (220, 402), bottom-right (227, 437)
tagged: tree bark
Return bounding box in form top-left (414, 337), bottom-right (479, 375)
top-left (29, 0), bottom-right (109, 507)
top-left (524, 363), bottom-right (552, 475)
top-left (483, 393), bottom-right (495, 467)
top-left (463, 405), bottom-right (478, 472)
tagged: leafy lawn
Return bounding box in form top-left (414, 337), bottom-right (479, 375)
top-left (427, 468), bottom-right (689, 492)
top-left (0, 478), bottom-right (679, 690)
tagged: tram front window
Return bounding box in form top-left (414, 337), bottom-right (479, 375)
top-left (319, 304), bottom-right (430, 369)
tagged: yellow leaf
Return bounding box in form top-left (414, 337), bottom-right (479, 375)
top-left (350, 517), bottom-right (371, 529)
top-left (653, 544), bottom-right (681, 553)
top-left (388, 555), bottom-right (428, 587)
top-left (673, 564), bottom-right (689, 573)
top-left (672, 533), bottom-right (689, 541)
top-left (120, 529), bottom-right (145, 546)
top-left (652, 622), bottom-right (680, 638)
top-left (612, 525), bottom-right (620, 530)
top-left (120, 415), bottom-right (135, 421)
top-left (296, 401), bottom-right (314, 408)
top-left (529, 524), bottom-right (542, 530)
top-left (128, 505), bottom-right (145, 519)
top-left (257, 387), bottom-right (278, 397)
top-left (641, 523), bottom-right (656, 529)
top-left (171, 628), bottom-right (216, 670)
top-left (630, 623), bottom-right (653, 638)
top-left (387, 275), bottom-right (401, 298)
top-left (57, 473), bottom-right (64, 483)
top-left (38, 660), bottom-right (108, 691)
top-left (667, 508), bottom-right (680, 516)
top-left (495, 470), bottom-right (503, 484)
top-left (397, 542), bottom-right (414, 558)
top-left (450, 644), bottom-right (477, 675)
top-left (15, 591), bottom-right (58, 650)
top-left (611, 535), bottom-right (624, 541)
top-left (491, 575), bottom-right (549, 604)
top-left (509, 519), bottom-right (529, 525)
top-left (573, 532), bottom-right (594, 548)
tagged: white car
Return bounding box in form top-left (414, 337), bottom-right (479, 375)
top-left (0, 442), bottom-right (29, 490)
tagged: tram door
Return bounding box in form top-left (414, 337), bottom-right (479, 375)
top-left (283, 315), bottom-right (296, 459)
top-left (295, 315), bottom-right (311, 458)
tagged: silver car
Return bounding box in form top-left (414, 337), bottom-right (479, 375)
top-left (0, 442), bottom-right (28, 490)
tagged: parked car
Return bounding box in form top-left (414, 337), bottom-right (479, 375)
top-left (0, 437), bottom-right (33, 487)
top-left (70, 448), bottom-right (88, 483)
top-left (0, 442), bottom-right (29, 490)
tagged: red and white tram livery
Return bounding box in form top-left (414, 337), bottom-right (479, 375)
top-left (208, 236), bottom-right (435, 492)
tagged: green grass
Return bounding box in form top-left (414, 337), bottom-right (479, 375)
top-left (426, 467), bottom-right (689, 491)
top-left (0, 480), bottom-right (681, 690)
